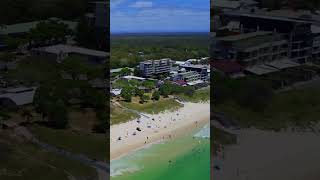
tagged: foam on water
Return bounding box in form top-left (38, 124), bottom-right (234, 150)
top-left (111, 140), bottom-right (165, 177)
top-left (194, 123), bottom-right (210, 138)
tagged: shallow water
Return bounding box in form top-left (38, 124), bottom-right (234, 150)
top-left (111, 124), bottom-right (210, 180)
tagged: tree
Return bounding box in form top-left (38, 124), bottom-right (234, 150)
top-left (128, 79), bottom-right (141, 87)
top-left (121, 86), bottom-right (133, 102)
top-left (21, 108), bottom-right (33, 123)
top-left (152, 91), bottom-right (160, 101)
top-left (135, 88), bottom-right (144, 97)
top-left (142, 80), bottom-right (155, 89)
top-left (119, 67), bottom-right (132, 77)
top-left (183, 86), bottom-right (195, 97)
top-left (139, 94), bottom-right (150, 104)
top-left (159, 84), bottom-right (171, 97)
top-left (28, 19), bottom-right (73, 46)
top-left (60, 56), bottom-right (89, 80)
top-left (0, 52), bottom-right (16, 72)
top-left (47, 100), bottom-right (68, 129)
top-left (133, 66), bottom-right (142, 76)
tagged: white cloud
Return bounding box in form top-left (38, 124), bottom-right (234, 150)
top-left (111, 7), bottom-right (209, 33)
top-left (129, 1), bottom-right (153, 8)
top-left (111, 0), bottom-right (126, 8)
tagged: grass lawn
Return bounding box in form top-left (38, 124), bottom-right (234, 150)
top-left (177, 87), bottom-right (210, 103)
top-left (110, 105), bottom-right (140, 125)
top-left (68, 108), bottom-right (98, 132)
top-left (0, 132), bottom-right (97, 180)
top-left (121, 98), bottom-right (183, 114)
top-left (216, 86), bottom-right (320, 130)
top-left (29, 125), bottom-right (107, 161)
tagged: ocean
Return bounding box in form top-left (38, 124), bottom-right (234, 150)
top-left (111, 124), bottom-right (210, 180)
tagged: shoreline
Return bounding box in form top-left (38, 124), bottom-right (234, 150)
top-left (110, 102), bottom-right (210, 160)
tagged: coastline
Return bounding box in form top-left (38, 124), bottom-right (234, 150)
top-left (110, 102), bottom-right (210, 160)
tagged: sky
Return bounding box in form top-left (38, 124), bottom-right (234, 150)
top-left (111, 0), bottom-right (210, 33)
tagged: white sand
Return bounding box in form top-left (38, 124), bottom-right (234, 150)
top-left (110, 102), bottom-right (210, 160)
top-left (214, 129), bottom-right (320, 180)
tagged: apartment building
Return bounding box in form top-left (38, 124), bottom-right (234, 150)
top-left (179, 64), bottom-right (210, 81)
top-left (213, 31), bottom-right (303, 75)
top-left (139, 59), bottom-right (172, 77)
top-left (171, 70), bottom-right (201, 83)
top-left (222, 11), bottom-right (314, 64)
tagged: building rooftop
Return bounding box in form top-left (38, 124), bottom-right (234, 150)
top-left (218, 31), bottom-right (286, 50)
top-left (0, 87), bottom-right (37, 106)
top-left (223, 10), bottom-right (315, 24)
top-left (180, 64), bottom-right (210, 69)
top-left (33, 44), bottom-right (109, 58)
top-left (245, 64), bottom-right (279, 75)
top-left (173, 80), bottom-right (187, 86)
top-left (217, 31), bottom-right (272, 41)
top-left (265, 59), bottom-right (300, 69)
top-left (187, 80), bottom-right (204, 86)
top-left (123, 76), bottom-right (146, 81)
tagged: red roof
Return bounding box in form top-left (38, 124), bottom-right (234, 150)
top-left (173, 80), bottom-right (187, 86)
top-left (212, 60), bottom-right (243, 74)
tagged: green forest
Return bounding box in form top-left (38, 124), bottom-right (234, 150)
top-left (110, 34), bottom-right (209, 68)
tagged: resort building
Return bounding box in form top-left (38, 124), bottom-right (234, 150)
top-left (179, 64), bottom-right (210, 81)
top-left (139, 59), bottom-right (172, 77)
top-left (170, 70), bottom-right (202, 83)
top-left (222, 10), bottom-right (315, 64)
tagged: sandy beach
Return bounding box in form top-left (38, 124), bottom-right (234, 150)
top-left (110, 102), bottom-right (210, 160)
top-left (214, 128), bottom-right (320, 180)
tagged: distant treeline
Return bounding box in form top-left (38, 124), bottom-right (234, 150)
top-left (110, 34), bottom-right (209, 68)
top-left (0, 0), bottom-right (93, 24)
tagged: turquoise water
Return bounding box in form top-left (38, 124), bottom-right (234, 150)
top-left (111, 124), bottom-right (210, 180)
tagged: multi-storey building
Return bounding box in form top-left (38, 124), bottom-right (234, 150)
top-left (215, 31), bottom-right (288, 64)
top-left (171, 70), bottom-right (201, 83)
top-left (213, 31), bottom-right (303, 75)
top-left (179, 64), bottom-right (210, 81)
top-left (139, 59), bottom-right (172, 77)
top-left (222, 11), bottom-right (314, 64)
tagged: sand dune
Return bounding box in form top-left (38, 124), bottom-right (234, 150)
top-left (110, 102), bottom-right (210, 160)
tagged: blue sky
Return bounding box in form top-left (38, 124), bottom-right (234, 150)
top-left (111, 0), bottom-right (210, 33)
